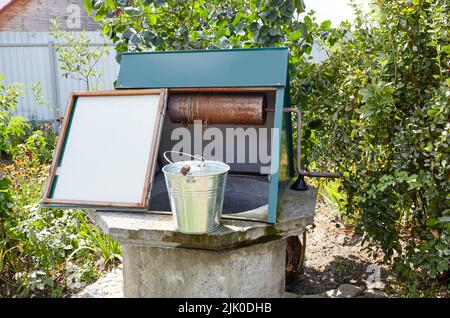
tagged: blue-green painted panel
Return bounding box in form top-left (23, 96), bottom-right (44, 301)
top-left (48, 175), bottom-right (58, 199)
top-left (57, 97), bottom-right (77, 168)
top-left (284, 75), bottom-right (295, 177)
top-left (116, 48), bottom-right (289, 89)
top-left (267, 88), bottom-right (286, 223)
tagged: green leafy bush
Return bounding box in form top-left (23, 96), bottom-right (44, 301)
top-left (6, 204), bottom-right (98, 296)
top-left (12, 129), bottom-right (57, 165)
top-left (86, 0), bottom-right (333, 91)
top-left (302, 0), bottom-right (450, 290)
top-left (86, 0), bottom-right (308, 56)
top-left (0, 76), bottom-right (26, 158)
top-left (0, 177), bottom-right (12, 219)
top-left (0, 75), bottom-right (121, 297)
top-left (1, 155), bottom-right (122, 297)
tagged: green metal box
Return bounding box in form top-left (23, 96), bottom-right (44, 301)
top-left (117, 48), bottom-right (294, 223)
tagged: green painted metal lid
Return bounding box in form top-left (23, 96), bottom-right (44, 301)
top-left (116, 47), bottom-right (289, 89)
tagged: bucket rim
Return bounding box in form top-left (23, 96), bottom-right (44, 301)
top-left (162, 160), bottom-right (230, 177)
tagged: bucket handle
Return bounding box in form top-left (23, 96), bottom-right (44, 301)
top-left (163, 151), bottom-right (205, 164)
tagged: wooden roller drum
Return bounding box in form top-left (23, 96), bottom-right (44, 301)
top-left (167, 93), bottom-right (267, 125)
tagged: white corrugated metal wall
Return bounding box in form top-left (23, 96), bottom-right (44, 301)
top-left (0, 31), bottom-right (119, 122)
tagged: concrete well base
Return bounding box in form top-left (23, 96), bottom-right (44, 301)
top-left (122, 239), bottom-right (286, 298)
top-left (90, 187), bottom-right (317, 298)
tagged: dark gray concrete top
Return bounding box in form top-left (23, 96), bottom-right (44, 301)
top-left (90, 188), bottom-right (317, 251)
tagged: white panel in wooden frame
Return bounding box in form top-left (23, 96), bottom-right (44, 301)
top-left (42, 89), bottom-right (168, 209)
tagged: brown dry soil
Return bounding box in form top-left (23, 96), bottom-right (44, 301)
top-left (287, 200), bottom-right (389, 296)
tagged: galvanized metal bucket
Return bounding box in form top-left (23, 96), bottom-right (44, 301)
top-left (162, 151), bottom-right (230, 234)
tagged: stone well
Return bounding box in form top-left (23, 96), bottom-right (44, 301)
top-left (90, 187), bottom-right (316, 298)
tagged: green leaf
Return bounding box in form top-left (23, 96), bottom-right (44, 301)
top-left (304, 15), bottom-right (312, 28)
top-left (248, 22), bottom-right (260, 33)
top-left (83, 0), bottom-right (92, 15)
top-left (280, 1), bottom-right (295, 18)
top-left (93, 12), bottom-right (107, 21)
top-left (232, 13), bottom-right (242, 26)
top-left (130, 34), bottom-right (142, 45)
top-left (260, 9), bottom-right (278, 23)
top-left (288, 29), bottom-right (302, 41)
top-left (441, 45), bottom-right (450, 54)
top-left (215, 28), bottom-right (230, 39)
top-left (436, 260), bottom-right (448, 273)
top-left (0, 178), bottom-right (12, 189)
top-left (190, 30), bottom-right (200, 41)
top-left (93, 0), bottom-right (105, 10)
top-left (269, 0), bottom-right (284, 7)
top-left (294, 0), bottom-right (305, 13)
top-left (426, 218), bottom-right (440, 227)
top-left (320, 20), bottom-right (331, 30)
top-left (150, 36), bottom-right (163, 46)
top-left (268, 27), bottom-right (278, 36)
top-left (105, 0), bottom-right (115, 8)
top-left (147, 14), bottom-right (157, 25)
top-left (124, 6), bottom-right (142, 16)
top-left (142, 30), bottom-right (156, 41)
top-left (302, 43), bottom-right (312, 54)
top-left (121, 28), bottom-right (133, 39)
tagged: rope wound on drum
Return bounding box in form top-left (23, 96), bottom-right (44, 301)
top-left (182, 94), bottom-right (214, 127)
top-left (167, 93), bottom-right (267, 126)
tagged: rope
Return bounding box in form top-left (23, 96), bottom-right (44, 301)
top-left (184, 94), bottom-right (200, 124)
top-left (203, 94), bottom-right (214, 128)
top-left (182, 94), bottom-right (215, 127)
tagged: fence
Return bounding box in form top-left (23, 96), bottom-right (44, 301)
top-left (0, 31), bottom-right (119, 123)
